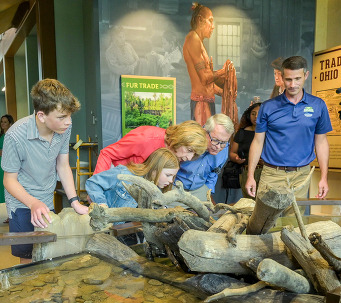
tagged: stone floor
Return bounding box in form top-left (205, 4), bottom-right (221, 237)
top-left (0, 203), bottom-right (20, 270)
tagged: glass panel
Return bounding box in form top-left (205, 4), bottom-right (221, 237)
top-left (223, 24), bottom-right (227, 35)
top-left (217, 45), bottom-right (222, 56)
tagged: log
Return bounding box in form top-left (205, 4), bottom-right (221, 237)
top-left (309, 232), bottom-right (341, 273)
top-left (178, 220), bottom-right (341, 274)
top-left (247, 168), bottom-right (314, 235)
top-left (257, 258), bottom-right (312, 293)
top-left (281, 227), bottom-right (341, 295)
top-left (118, 175), bottom-right (212, 221)
top-left (247, 185), bottom-right (295, 235)
top-left (88, 203), bottom-right (211, 231)
top-left (208, 198), bottom-right (255, 233)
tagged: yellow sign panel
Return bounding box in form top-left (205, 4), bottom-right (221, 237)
top-left (312, 46), bottom-right (341, 169)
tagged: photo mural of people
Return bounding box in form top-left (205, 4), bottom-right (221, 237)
top-left (98, 0), bottom-right (316, 148)
top-left (105, 26), bottom-right (139, 92)
top-left (183, 3), bottom-right (224, 126)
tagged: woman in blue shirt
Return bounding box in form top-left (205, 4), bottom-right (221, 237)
top-left (85, 148), bottom-right (179, 210)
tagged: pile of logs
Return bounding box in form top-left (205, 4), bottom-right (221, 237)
top-left (88, 174), bottom-right (341, 302)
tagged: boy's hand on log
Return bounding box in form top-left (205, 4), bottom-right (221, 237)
top-left (71, 200), bottom-right (89, 215)
top-left (30, 199), bottom-right (51, 228)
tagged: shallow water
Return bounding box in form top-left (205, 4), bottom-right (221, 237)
top-left (0, 253), bottom-right (201, 303)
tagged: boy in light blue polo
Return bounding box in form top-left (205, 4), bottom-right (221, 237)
top-left (1, 79), bottom-right (88, 263)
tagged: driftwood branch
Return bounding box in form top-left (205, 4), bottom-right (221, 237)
top-left (281, 226), bottom-right (341, 294)
top-left (88, 203), bottom-right (210, 231)
top-left (204, 281), bottom-right (267, 302)
top-left (226, 214), bottom-right (250, 246)
top-left (309, 232), bottom-right (341, 273)
top-left (208, 198), bottom-right (255, 234)
top-left (287, 166), bottom-right (315, 240)
top-left (118, 174), bottom-right (212, 222)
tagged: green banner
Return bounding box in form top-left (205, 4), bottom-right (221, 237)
top-left (121, 75), bottom-right (176, 136)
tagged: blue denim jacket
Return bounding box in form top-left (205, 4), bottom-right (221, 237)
top-left (85, 165), bottom-right (137, 209)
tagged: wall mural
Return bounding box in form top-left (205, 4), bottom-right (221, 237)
top-left (98, 0), bottom-right (315, 147)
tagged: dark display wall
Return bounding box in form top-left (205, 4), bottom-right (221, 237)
top-left (98, 0), bottom-right (315, 147)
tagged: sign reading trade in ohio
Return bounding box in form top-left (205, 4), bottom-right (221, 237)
top-left (121, 75), bottom-right (176, 136)
top-left (312, 46), bottom-right (341, 168)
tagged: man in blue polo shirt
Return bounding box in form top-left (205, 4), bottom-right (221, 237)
top-left (245, 56), bottom-right (332, 233)
top-left (175, 113), bottom-right (234, 202)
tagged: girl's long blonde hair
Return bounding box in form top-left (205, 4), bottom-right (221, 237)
top-left (126, 148), bottom-right (179, 192)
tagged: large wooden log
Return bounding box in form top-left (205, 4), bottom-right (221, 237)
top-left (88, 203), bottom-right (211, 231)
top-left (281, 227), bottom-right (341, 295)
top-left (178, 220), bottom-right (341, 274)
top-left (247, 168), bottom-right (314, 235)
top-left (257, 258), bottom-right (312, 293)
top-left (246, 186), bottom-right (294, 235)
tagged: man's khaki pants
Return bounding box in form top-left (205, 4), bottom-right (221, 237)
top-left (257, 164), bottom-right (311, 216)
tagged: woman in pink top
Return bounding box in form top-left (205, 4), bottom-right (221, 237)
top-left (94, 120), bottom-right (207, 174)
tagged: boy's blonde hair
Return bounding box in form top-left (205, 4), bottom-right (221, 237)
top-left (165, 120), bottom-right (207, 156)
top-left (31, 79), bottom-right (81, 114)
top-left (127, 148), bottom-right (179, 193)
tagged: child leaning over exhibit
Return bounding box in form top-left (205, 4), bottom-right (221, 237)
top-left (86, 148), bottom-right (179, 212)
top-left (1, 78), bottom-right (88, 264)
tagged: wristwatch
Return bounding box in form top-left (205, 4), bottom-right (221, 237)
top-left (68, 196), bottom-right (80, 204)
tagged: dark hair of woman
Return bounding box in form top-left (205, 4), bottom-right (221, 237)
top-left (0, 114), bottom-right (15, 136)
top-left (238, 103), bottom-right (262, 130)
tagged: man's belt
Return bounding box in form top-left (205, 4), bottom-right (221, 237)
top-left (264, 162), bottom-right (307, 172)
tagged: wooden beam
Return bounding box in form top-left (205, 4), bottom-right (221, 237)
top-left (109, 222), bottom-right (142, 237)
top-left (0, 231), bottom-right (56, 246)
top-left (36, 0), bottom-right (57, 79)
top-left (4, 56), bottom-right (17, 120)
top-left (5, 2), bottom-right (36, 57)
